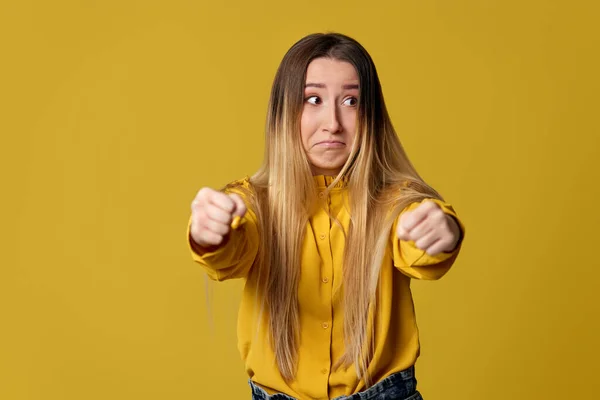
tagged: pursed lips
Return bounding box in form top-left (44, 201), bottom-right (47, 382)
top-left (313, 140), bottom-right (345, 148)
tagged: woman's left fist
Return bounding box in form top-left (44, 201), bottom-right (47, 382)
top-left (396, 200), bottom-right (461, 256)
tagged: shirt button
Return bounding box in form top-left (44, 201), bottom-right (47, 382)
top-left (322, 277), bottom-right (329, 283)
top-left (321, 368), bottom-right (328, 374)
top-left (318, 192), bottom-right (325, 199)
top-left (319, 233), bottom-right (326, 240)
top-left (322, 322), bottom-right (329, 329)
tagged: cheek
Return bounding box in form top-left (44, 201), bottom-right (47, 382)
top-left (343, 112), bottom-right (357, 140)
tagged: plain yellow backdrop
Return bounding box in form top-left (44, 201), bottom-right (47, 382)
top-left (1, 1), bottom-right (599, 399)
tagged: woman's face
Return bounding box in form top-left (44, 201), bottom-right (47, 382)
top-left (300, 57), bottom-right (359, 176)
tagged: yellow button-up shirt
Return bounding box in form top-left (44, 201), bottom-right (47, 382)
top-left (188, 176), bottom-right (464, 399)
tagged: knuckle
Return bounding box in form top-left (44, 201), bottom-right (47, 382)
top-left (431, 208), bottom-right (444, 220)
top-left (204, 219), bottom-right (217, 232)
top-left (212, 220), bottom-right (229, 235)
top-left (198, 187), bottom-right (211, 198)
top-left (225, 196), bottom-right (236, 210)
top-left (195, 207), bottom-right (207, 222)
top-left (203, 205), bottom-right (216, 219)
top-left (216, 223), bottom-right (229, 235)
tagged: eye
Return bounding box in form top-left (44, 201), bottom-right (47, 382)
top-left (343, 97), bottom-right (358, 106)
top-left (306, 96), bottom-right (321, 105)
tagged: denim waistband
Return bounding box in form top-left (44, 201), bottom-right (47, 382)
top-left (249, 366), bottom-right (420, 400)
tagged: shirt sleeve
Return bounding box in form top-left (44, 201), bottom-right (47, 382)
top-left (186, 182), bottom-right (260, 281)
top-left (391, 198), bottom-right (465, 280)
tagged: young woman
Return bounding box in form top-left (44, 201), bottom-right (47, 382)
top-left (187, 32), bottom-right (464, 400)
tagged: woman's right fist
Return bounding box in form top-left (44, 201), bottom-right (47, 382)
top-left (190, 187), bottom-right (247, 248)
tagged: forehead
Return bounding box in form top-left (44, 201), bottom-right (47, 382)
top-left (305, 57), bottom-right (359, 84)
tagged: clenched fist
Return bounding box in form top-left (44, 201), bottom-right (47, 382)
top-left (396, 200), bottom-right (461, 256)
top-left (190, 187), bottom-right (247, 248)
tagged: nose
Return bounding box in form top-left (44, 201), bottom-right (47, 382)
top-left (324, 104), bottom-right (342, 133)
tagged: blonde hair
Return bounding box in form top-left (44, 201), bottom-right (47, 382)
top-left (226, 33), bottom-right (443, 386)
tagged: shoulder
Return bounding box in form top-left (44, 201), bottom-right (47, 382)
top-left (222, 176), bottom-right (256, 200)
top-left (224, 176), bottom-right (251, 189)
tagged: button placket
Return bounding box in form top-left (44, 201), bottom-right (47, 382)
top-left (314, 187), bottom-right (333, 392)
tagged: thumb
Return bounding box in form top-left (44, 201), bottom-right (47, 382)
top-left (228, 193), bottom-right (247, 218)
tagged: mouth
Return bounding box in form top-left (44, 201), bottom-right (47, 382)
top-left (314, 140), bottom-right (346, 148)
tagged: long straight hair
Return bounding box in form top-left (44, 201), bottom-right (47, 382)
top-left (228, 33), bottom-right (443, 385)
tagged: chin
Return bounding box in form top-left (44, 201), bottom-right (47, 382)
top-left (309, 155), bottom-right (349, 176)
top-left (312, 163), bottom-right (345, 176)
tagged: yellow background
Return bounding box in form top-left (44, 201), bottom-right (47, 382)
top-left (2, 1), bottom-right (599, 399)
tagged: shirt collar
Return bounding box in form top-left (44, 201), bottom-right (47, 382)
top-left (313, 175), bottom-right (348, 189)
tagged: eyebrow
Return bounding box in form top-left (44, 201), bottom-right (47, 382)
top-left (305, 82), bottom-right (359, 90)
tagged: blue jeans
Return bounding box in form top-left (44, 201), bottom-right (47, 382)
top-left (249, 366), bottom-right (423, 400)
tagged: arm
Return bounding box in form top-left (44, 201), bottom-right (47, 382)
top-left (187, 210), bottom-right (259, 281)
top-left (187, 181), bottom-right (260, 281)
top-left (391, 198), bottom-right (465, 280)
